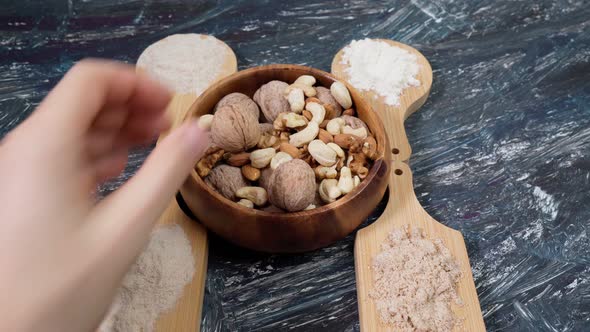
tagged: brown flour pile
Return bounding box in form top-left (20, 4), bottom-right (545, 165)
top-left (98, 225), bottom-right (195, 332)
top-left (370, 226), bottom-right (463, 331)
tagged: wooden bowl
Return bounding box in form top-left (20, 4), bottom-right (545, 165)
top-left (180, 64), bottom-right (391, 253)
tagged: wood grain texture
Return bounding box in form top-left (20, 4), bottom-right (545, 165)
top-left (180, 64), bottom-right (390, 253)
top-left (144, 34), bottom-right (237, 331)
top-left (332, 40), bottom-right (432, 162)
top-left (332, 40), bottom-right (485, 331)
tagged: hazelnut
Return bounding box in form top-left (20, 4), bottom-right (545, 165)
top-left (211, 105), bottom-right (261, 152)
top-left (268, 159), bottom-right (316, 212)
top-left (253, 80), bottom-right (291, 123)
top-left (316, 86), bottom-right (342, 118)
top-left (215, 92), bottom-right (260, 120)
top-left (204, 164), bottom-right (249, 201)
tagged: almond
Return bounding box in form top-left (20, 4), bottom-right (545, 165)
top-left (318, 129), bottom-right (333, 144)
top-left (226, 152), bottom-right (251, 167)
top-left (302, 110), bottom-right (313, 121)
top-left (343, 108), bottom-right (355, 116)
top-left (319, 119), bottom-right (330, 129)
top-left (279, 142), bottom-right (300, 159)
top-left (241, 164), bottom-right (261, 181)
top-left (305, 97), bottom-right (321, 105)
top-left (324, 104), bottom-right (337, 120)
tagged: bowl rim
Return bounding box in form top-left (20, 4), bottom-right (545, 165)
top-left (184, 63), bottom-right (388, 220)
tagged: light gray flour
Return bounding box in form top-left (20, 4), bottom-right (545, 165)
top-left (98, 225), bottom-right (195, 332)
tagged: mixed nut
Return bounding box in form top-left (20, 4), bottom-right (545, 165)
top-left (195, 75), bottom-right (378, 212)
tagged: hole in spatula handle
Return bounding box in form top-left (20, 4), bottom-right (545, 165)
top-left (392, 148), bottom-right (400, 155)
top-left (394, 169), bottom-right (403, 176)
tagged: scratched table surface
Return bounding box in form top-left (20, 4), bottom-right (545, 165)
top-left (2, 1), bottom-right (589, 331)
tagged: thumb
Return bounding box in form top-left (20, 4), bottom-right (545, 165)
top-left (86, 119), bottom-right (209, 249)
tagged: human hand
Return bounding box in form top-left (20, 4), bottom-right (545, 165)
top-left (0, 59), bottom-right (209, 332)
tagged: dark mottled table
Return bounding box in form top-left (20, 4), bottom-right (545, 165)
top-left (1, 1), bottom-right (589, 331)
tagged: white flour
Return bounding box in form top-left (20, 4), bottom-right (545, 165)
top-left (137, 34), bottom-right (228, 95)
top-left (339, 38), bottom-right (420, 106)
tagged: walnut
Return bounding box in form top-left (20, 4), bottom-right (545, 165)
top-left (204, 164), bottom-right (249, 201)
top-left (258, 167), bottom-right (274, 192)
top-left (316, 86), bottom-right (342, 118)
top-left (341, 115), bottom-right (369, 132)
top-left (214, 92), bottom-right (260, 120)
top-left (268, 159), bottom-right (315, 212)
top-left (253, 80), bottom-right (291, 123)
top-left (211, 105), bottom-right (261, 152)
top-left (259, 123), bottom-right (275, 134)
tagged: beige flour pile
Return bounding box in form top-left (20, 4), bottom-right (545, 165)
top-left (98, 225), bottom-right (195, 332)
top-left (137, 33), bottom-right (229, 95)
top-left (370, 226), bottom-right (463, 331)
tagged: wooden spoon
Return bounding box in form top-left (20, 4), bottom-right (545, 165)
top-left (135, 34), bottom-right (237, 331)
top-left (332, 39), bottom-right (485, 331)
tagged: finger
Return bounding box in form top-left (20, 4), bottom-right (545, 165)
top-left (86, 120), bottom-right (208, 243)
top-left (94, 148), bottom-right (128, 184)
top-left (92, 107), bottom-right (128, 132)
top-left (87, 130), bottom-right (116, 160)
top-left (115, 113), bottom-right (171, 148)
top-left (127, 70), bottom-right (174, 116)
top-left (37, 59), bottom-right (171, 135)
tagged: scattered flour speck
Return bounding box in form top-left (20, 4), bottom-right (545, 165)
top-left (532, 186), bottom-right (559, 220)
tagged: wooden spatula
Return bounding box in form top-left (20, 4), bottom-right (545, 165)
top-left (332, 39), bottom-right (485, 331)
top-left (135, 34), bottom-right (237, 331)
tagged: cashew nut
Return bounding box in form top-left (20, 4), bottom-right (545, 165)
top-left (283, 113), bottom-right (308, 128)
top-left (346, 154), bottom-right (354, 167)
top-left (326, 142), bottom-right (345, 158)
top-left (305, 102), bottom-right (326, 124)
top-left (304, 204), bottom-right (316, 210)
top-left (319, 179), bottom-right (342, 203)
top-left (353, 175), bottom-right (361, 188)
top-left (326, 118), bottom-right (345, 135)
top-left (289, 121), bottom-right (319, 147)
top-left (237, 199), bottom-right (254, 208)
top-left (250, 148), bottom-right (276, 168)
top-left (286, 75), bottom-right (317, 97)
top-left (338, 166), bottom-right (354, 194)
top-left (270, 151), bottom-right (293, 170)
top-left (294, 75), bottom-right (316, 86)
top-left (286, 88), bottom-right (305, 113)
top-left (330, 81), bottom-right (352, 109)
top-left (308, 139), bottom-right (337, 166)
top-left (342, 125), bottom-right (367, 139)
top-left (314, 165), bottom-right (338, 180)
top-left (235, 186), bottom-right (268, 206)
top-left (197, 114), bottom-right (214, 130)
